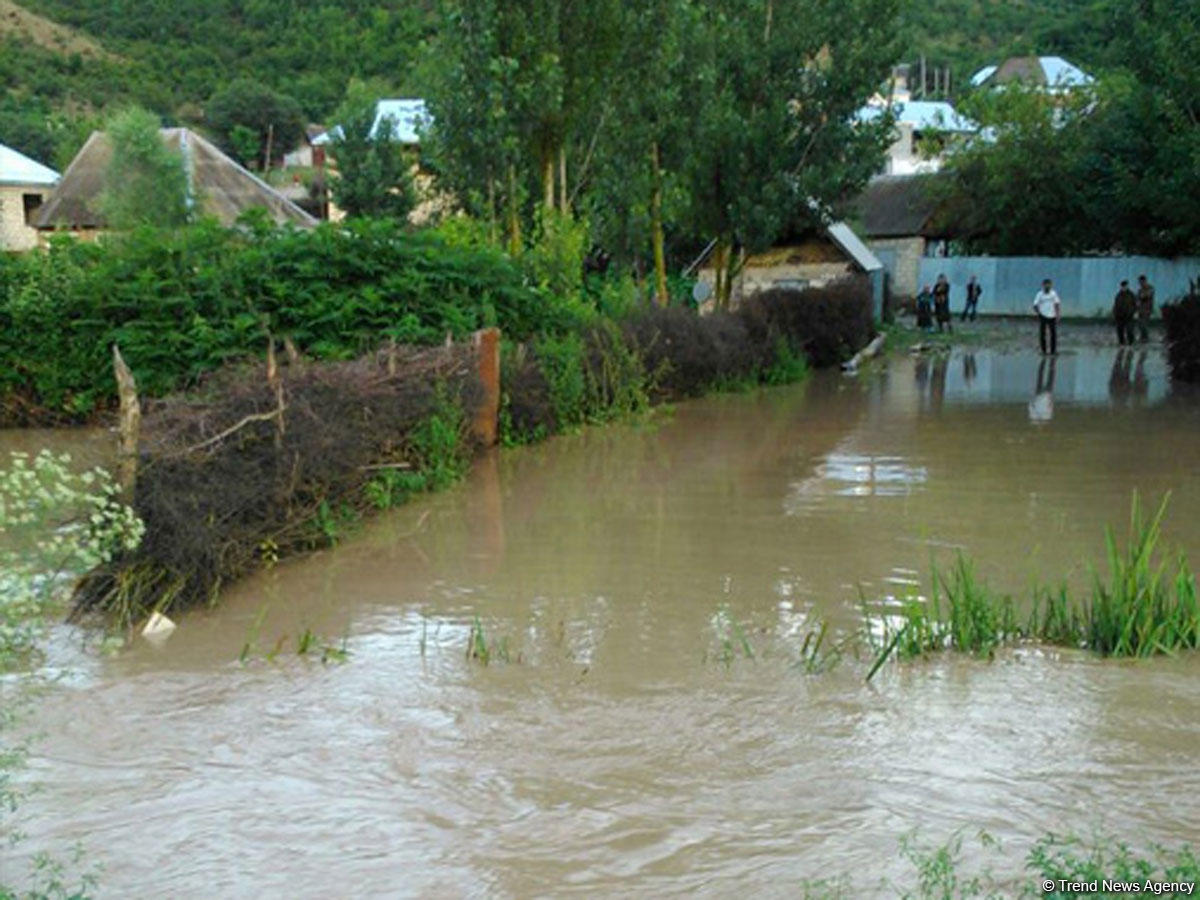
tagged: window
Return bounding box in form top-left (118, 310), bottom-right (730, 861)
top-left (23, 193), bottom-right (44, 225)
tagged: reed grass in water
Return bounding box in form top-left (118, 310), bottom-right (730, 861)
top-left (868, 495), bottom-right (1199, 679)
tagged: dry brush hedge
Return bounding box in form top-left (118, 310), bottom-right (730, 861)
top-left (73, 341), bottom-right (483, 624)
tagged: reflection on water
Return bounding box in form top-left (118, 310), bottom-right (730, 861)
top-left (1029, 356), bottom-right (1057, 423)
top-left (909, 346), bottom-right (1171, 411)
top-left (10, 346), bottom-right (1200, 897)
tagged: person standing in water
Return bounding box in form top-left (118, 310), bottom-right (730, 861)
top-left (1112, 279), bottom-right (1137, 346)
top-left (962, 275), bottom-right (982, 322)
top-left (1032, 278), bottom-right (1061, 355)
top-left (933, 274), bottom-right (952, 333)
top-left (1136, 274), bottom-right (1155, 343)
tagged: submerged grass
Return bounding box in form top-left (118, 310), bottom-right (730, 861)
top-left (798, 829), bottom-right (1200, 897)
top-left (867, 495), bottom-right (1199, 679)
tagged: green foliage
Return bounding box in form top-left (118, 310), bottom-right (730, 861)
top-left (0, 450), bottom-right (144, 666)
top-left (1, 450), bottom-right (140, 899)
top-left (329, 81), bottom-right (417, 220)
top-left (524, 209), bottom-right (590, 299)
top-left (0, 219), bottom-right (566, 423)
top-left (1028, 834), bottom-right (1200, 895)
top-left (408, 392), bottom-right (470, 492)
top-left (938, 1), bottom-right (1199, 257)
top-left (1162, 282), bottom-right (1200, 382)
top-left (206, 79), bottom-right (305, 169)
top-left (762, 338), bottom-right (811, 386)
top-left (1085, 494), bottom-right (1200, 657)
top-left (99, 107), bottom-right (189, 229)
top-left (803, 830), bottom-right (1200, 898)
top-left (683, 0), bottom-right (900, 306)
top-left (534, 332), bottom-right (589, 432)
top-left (466, 615), bottom-right (512, 666)
top-left (14, 0), bottom-right (436, 121)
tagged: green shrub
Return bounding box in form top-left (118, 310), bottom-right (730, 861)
top-left (1162, 279), bottom-right (1200, 382)
top-left (0, 219), bottom-right (568, 423)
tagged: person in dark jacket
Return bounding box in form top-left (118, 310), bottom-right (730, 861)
top-left (933, 274), bottom-right (952, 332)
top-left (916, 284), bottom-right (934, 331)
top-left (961, 275), bottom-right (982, 321)
top-left (1113, 280), bottom-right (1137, 346)
top-left (1136, 275), bottom-right (1155, 342)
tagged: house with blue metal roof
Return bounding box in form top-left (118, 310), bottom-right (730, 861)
top-left (313, 99), bottom-right (430, 147)
top-left (1, 141), bottom-right (60, 251)
top-left (969, 56), bottom-right (1093, 93)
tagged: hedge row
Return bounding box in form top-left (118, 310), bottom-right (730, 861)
top-left (503, 279), bottom-right (875, 441)
top-left (0, 219), bottom-right (569, 424)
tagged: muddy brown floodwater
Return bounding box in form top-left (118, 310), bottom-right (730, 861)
top-left (6, 344), bottom-right (1200, 898)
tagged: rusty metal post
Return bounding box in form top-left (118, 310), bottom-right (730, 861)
top-left (471, 328), bottom-right (501, 447)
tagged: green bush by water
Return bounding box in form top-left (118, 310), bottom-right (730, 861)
top-left (0, 219), bottom-right (564, 423)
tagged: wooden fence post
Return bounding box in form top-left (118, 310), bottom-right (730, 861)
top-left (471, 328), bottom-right (501, 446)
top-left (112, 344), bottom-right (141, 498)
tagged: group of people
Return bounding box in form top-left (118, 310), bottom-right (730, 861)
top-left (915, 273), bottom-right (1157, 356)
top-left (1111, 275), bottom-right (1156, 346)
top-left (915, 274), bottom-right (982, 332)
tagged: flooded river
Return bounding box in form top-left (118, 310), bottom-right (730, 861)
top-left (6, 343), bottom-right (1200, 897)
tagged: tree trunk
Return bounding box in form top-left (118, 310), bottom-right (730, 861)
top-left (713, 239), bottom-right (728, 311)
top-left (507, 164), bottom-right (522, 255)
top-left (487, 175), bottom-right (498, 246)
top-left (559, 146), bottom-right (569, 214)
top-left (543, 152), bottom-right (556, 211)
top-left (650, 141), bottom-right (669, 308)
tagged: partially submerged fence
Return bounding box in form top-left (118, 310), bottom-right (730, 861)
top-left (917, 255), bottom-right (1200, 318)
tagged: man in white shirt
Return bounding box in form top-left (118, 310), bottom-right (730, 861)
top-left (1032, 278), bottom-right (1061, 355)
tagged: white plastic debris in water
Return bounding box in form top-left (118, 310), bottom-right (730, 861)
top-left (141, 611), bottom-right (177, 642)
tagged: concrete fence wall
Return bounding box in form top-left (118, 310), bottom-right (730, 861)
top-left (917, 256), bottom-right (1200, 318)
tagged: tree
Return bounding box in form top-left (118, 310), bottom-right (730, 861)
top-left (206, 79), bottom-right (305, 169)
top-left (683, 0), bottom-right (900, 307)
top-left (328, 82), bottom-right (416, 220)
top-left (936, 0), bottom-right (1199, 259)
top-left (935, 85), bottom-right (1098, 255)
top-left (424, 0), bottom-right (625, 249)
top-left (592, 0), bottom-right (697, 305)
top-left (100, 107), bottom-right (189, 229)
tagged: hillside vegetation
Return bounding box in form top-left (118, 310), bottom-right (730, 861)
top-left (1, 0), bottom-right (1125, 165)
top-left (900, 0), bottom-right (1120, 92)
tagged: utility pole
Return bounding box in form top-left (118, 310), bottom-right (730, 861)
top-left (921, 55), bottom-right (927, 99)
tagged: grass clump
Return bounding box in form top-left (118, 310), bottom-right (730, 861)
top-left (1083, 495), bottom-right (1200, 657)
top-left (466, 616), bottom-right (512, 666)
top-left (802, 830), bottom-right (1200, 898)
top-left (867, 495), bottom-right (1200, 679)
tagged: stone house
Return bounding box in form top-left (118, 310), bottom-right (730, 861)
top-left (853, 174), bottom-right (950, 304)
top-left (696, 221), bottom-right (885, 317)
top-left (0, 142), bottom-right (60, 252)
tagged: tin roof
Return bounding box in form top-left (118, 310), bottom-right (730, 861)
top-left (313, 98), bottom-right (429, 146)
top-left (0, 141), bottom-right (60, 187)
top-left (857, 100), bottom-right (977, 133)
top-left (969, 56), bottom-right (1093, 90)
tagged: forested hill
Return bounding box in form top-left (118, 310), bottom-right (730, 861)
top-left (2, 0), bottom-right (438, 165)
top-left (4, 0), bottom-right (1118, 165)
top-left (900, 0), bottom-right (1123, 92)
